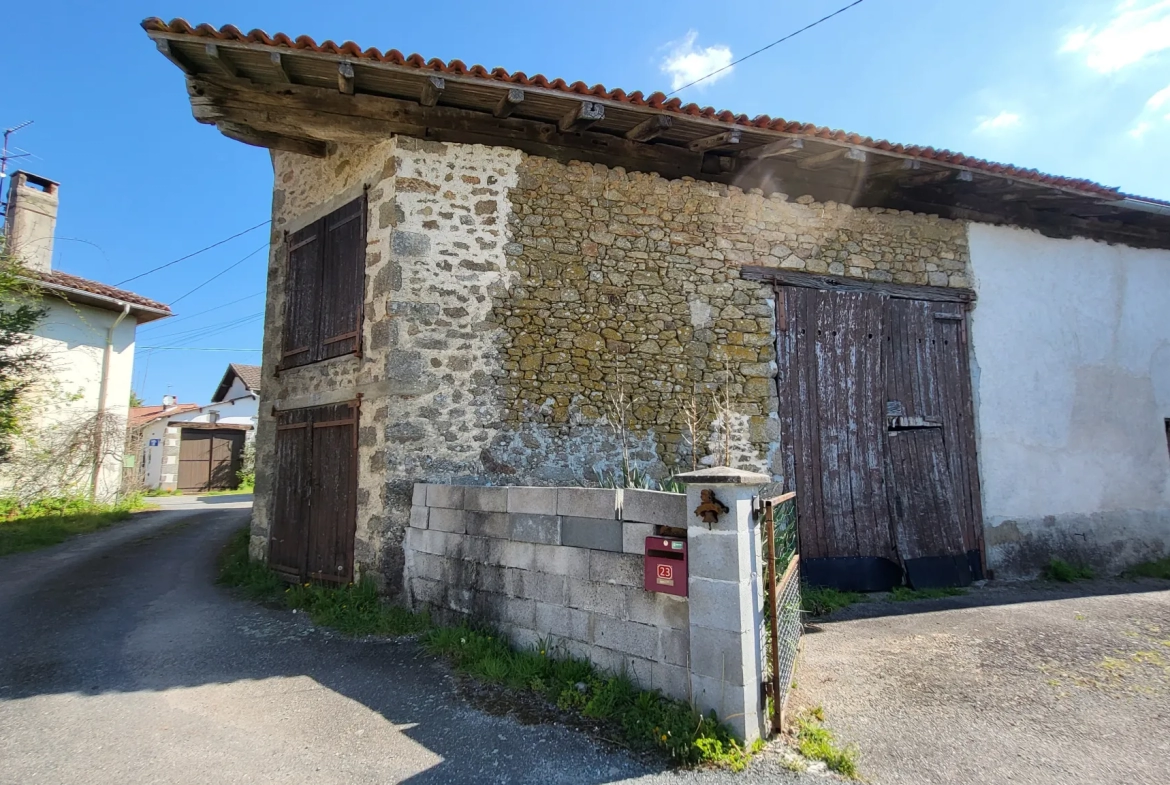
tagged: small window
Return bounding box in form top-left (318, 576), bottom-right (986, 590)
top-left (281, 194), bottom-right (367, 369)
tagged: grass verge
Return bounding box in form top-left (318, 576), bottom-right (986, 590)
top-left (802, 585), bottom-right (866, 617)
top-left (200, 486), bottom-right (255, 497)
top-left (217, 526), bottom-right (760, 770)
top-left (145, 488), bottom-right (183, 497)
top-left (888, 586), bottom-right (967, 602)
top-left (0, 493), bottom-right (150, 556)
top-left (1043, 558), bottom-right (1095, 582)
top-left (1122, 557), bottom-right (1170, 580)
top-left (794, 707), bottom-right (859, 778)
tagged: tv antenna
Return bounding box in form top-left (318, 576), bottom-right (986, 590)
top-left (1, 120), bottom-right (36, 220)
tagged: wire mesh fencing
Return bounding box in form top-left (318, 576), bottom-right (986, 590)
top-left (762, 492), bottom-right (801, 733)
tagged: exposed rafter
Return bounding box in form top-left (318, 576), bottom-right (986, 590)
top-left (688, 129), bottom-right (741, 153)
top-left (204, 43), bottom-right (238, 78)
top-left (558, 101), bottom-right (605, 133)
top-left (493, 88), bottom-right (524, 119)
top-left (337, 61), bottom-right (354, 95)
top-left (625, 115), bottom-right (672, 143)
top-left (420, 75), bottom-right (445, 107)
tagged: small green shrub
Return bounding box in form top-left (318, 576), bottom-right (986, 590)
top-left (1122, 558), bottom-right (1170, 580)
top-left (796, 709), bottom-right (859, 778)
top-left (1043, 558), bottom-right (1094, 583)
top-left (889, 586), bottom-right (967, 601)
top-left (802, 585), bottom-right (866, 616)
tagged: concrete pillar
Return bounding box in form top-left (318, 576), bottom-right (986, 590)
top-left (675, 466), bottom-right (770, 744)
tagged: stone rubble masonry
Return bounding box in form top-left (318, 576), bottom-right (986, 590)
top-left (405, 483), bottom-right (691, 702)
top-left (251, 133), bottom-right (970, 602)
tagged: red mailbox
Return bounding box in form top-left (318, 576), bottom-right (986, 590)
top-left (644, 537), bottom-right (687, 596)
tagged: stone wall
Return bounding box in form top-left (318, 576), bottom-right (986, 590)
top-left (405, 485), bottom-right (692, 700)
top-left (253, 135), bottom-right (971, 594)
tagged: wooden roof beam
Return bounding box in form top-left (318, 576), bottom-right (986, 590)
top-left (204, 43), bottom-right (238, 78)
top-left (216, 122), bottom-right (328, 158)
top-left (338, 61), bottom-right (355, 95)
top-left (558, 101), bottom-right (605, 133)
top-left (625, 114), bottom-right (672, 143)
top-left (420, 76), bottom-right (445, 107)
top-left (688, 129), bottom-right (741, 153)
top-left (269, 52), bottom-right (292, 84)
top-left (741, 137), bottom-right (803, 159)
top-left (494, 88), bottom-right (524, 118)
top-left (865, 158), bottom-right (921, 177)
top-left (156, 39), bottom-right (194, 75)
top-left (798, 147), bottom-right (866, 170)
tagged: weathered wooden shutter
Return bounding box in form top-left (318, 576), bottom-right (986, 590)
top-left (282, 222), bottom-right (323, 369)
top-left (306, 402), bottom-right (359, 583)
top-left (269, 408), bottom-right (312, 579)
top-left (318, 195), bottom-right (366, 362)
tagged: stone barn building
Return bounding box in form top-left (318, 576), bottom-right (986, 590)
top-left (145, 19), bottom-right (1170, 594)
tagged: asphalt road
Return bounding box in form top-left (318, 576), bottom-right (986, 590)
top-left (0, 500), bottom-right (812, 785)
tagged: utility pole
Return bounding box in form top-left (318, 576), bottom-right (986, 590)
top-left (0, 120), bottom-right (35, 221)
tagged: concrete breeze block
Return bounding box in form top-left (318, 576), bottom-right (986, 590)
top-left (622, 522), bottom-right (655, 554)
top-left (557, 487), bottom-right (618, 519)
top-left (411, 483), bottom-right (427, 506)
top-left (652, 661), bottom-right (691, 702)
top-left (426, 484), bottom-right (465, 510)
top-left (626, 590), bottom-right (689, 630)
top-left (409, 505), bottom-right (429, 529)
top-left (509, 513), bottom-right (560, 545)
top-left (465, 510), bottom-right (510, 539)
top-left (506, 568), bottom-right (567, 605)
top-left (561, 517), bottom-right (623, 552)
top-left (428, 507), bottom-right (466, 535)
top-left (566, 578), bottom-right (635, 617)
top-left (535, 601), bottom-right (592, 642)
top-left (688, 626), bottom-right (756, 685)
top-left (622, 489), bottom-right (687, 528)
top-left (588, 551), bottom-right (643, 587)
top-left (507, 486), bottom-right (558, 515)
top-left (687, 577), bottom-right (754, 633)
top-left (529, 543), bottom-right (591, 580)
top-left (464, 486), bottom-right (508, 513)
top-left (591, 614), bottom-right (660, 660)
top-left (686, 529), bottom-right (749, 583)
top-left (659, 627), bottom-right (690, 667)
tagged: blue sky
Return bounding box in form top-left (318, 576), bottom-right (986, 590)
top-left (3, 0), bottom-right (1169, 405)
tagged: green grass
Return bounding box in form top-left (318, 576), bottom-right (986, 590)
top-left (144, 488), bottom-right (183, 497)
top-left (217, 525), bottom-right (760, 770)
top-left (888, 586), bottom-right (967, 602)
top-left (795, 708), bottom-right (859, 778)
top-left (1042, 558), bottom-right (1095, 583)
top-left (1122, 557), bottom-right (1170, 580)
top-left (802, 584), bottom-right (866, 617)
top-left (0, 493), bottom-right (150, 556)
top-left (200, 486), bottom-right (254, 497)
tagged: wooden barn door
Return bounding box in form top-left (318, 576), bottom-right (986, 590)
top-left (267, 401), bottom-right (358, 583)
top-left (177, 431), bottom-right (212, 492)
top-left (775, 285), bottom-right (983, 590)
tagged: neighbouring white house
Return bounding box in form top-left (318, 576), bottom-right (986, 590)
top-left (1, 171), bottom-right (171, 502)
top-left (129, 363), bottom-right (260, 492)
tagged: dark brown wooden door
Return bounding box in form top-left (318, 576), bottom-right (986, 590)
top-left (268, 402), bottom-right (358, 583)
top-left (177, 429), bottom-right (245, 492)
top-left (775, 286), bottom-right (983, 590)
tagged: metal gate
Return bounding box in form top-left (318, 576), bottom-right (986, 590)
top-left (773, 284), bottom-right (984, 590)
top-left (268, 401), bottom-right (359, 584)
top-left (177, 429), bottom-right (245, 492)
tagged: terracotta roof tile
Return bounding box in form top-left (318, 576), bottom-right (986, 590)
top-left (129, 403), bottom-right (200, 428)
top-left (229, 363), bottom-right (262, 392)
top-left (33, 270), bottom-right (171, 313)
top-left (143, 17), bottom-right (1131, 200)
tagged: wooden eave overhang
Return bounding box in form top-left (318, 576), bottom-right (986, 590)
top-left (145, 27), bottom-right (1170, 250)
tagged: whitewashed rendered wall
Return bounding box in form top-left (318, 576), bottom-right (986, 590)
top-left (967, 223), bottom-right (1170, 576)
top-left (0, 299), bottom-right (136, 501)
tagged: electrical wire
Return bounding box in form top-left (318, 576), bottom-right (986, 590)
top-left (665, 0), bottom-right (869, 96)
top-left (168, 243), bottom-right (269, 307)
top-left (138, 347), bottom-right (262, 352)
top-left (146, 311), bottom-right (264, 342)
top-left (115, 219), bottom-right (270, 286)
top-left (141, 290), bottom-right (265, 330)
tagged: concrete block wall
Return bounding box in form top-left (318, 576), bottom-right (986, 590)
top-left (405, 484), bottom-right (692, 700)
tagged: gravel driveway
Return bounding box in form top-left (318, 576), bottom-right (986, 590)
top-left (0, 499), bottom-right (813, 785)
top-left (797, 582), bottom-right (1170, 785)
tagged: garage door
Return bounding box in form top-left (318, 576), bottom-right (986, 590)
top-left (177, 429), bottom-right (245, 492)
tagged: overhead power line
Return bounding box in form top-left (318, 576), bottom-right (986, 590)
top-left (169, 242), bottom-right (269, 306)
top-left (666, 0), bottom-right (869, 96)
top-left (147, 310), bottom-right (264, 342)
top-left (142, 290), bottom-right (265, 330)
top-left (115, 219), bottom-right (270, 286)
top-left (138, 347), bottom-right (262, 352)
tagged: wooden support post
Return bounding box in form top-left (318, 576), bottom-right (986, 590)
top-left (741, 137), bottom-right (803, 159)
top-left (493, 88), bottom-right (524, 118)
top-left (338, 61), bottom-right (355, 95)
top-left (625, 114), bottom-right (672, 142)
top-left (558, 101), bottom-right (605, 133)
top-left (420, 75), bottom-right (445, 107)
top-left (270, 51), bottom-right (292, 84)
top-left (688, 129), bottom-right (741, 153)
top-left (204, 43), bottom-right (238, 78)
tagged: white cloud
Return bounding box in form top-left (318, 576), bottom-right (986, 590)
top-left (1060, 0), bottom-right (1170, 73)
top-left (1127, 83), bottom-right (1170, 138)
top-left (660, 31), bottom-right (734, 91)
top-left (974, 111), bottom-right (1022, 134)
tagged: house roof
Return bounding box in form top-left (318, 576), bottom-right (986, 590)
top-left (130, 403), bottom-right (200, 428)
top-left (27, 270), bottom-right (172, 324)
top-left (142, 18), bottom-right (1170, 249)
top-left (211, 363), bottom-right (261, 403)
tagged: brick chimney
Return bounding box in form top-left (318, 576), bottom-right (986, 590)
top-left (3, 171), bottom-right (59, 273)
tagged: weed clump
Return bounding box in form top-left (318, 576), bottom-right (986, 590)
top-left (802, 585), bottom-right (865, 617)
top-left (889, 586), bottom-right (966, 601)
top-left (1043, 558), bottom-right (1094, 582)
top-left (795, 707), bottom-right (859, 778)
top-left (1122, 558), bottom-right (1170, 580)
